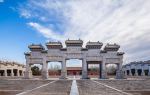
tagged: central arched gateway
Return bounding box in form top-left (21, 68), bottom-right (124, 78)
top-left (24, 39), bottom-right (124, 79)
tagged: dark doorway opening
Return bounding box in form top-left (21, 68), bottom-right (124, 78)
top-left (7, 69), bottom-right (11, 76)
top-left (0, 70), bottom-right (4, 76)
top-left (19, 70), bottom-right (22, 76)
top-left (131, 69), bottom-right (135, 76)
top-left (138, 69), bottom-right (142, 76)
top-left (13, 69), bottom-right (18, 76)
top-left (144, 70), bottom-right (148, 76)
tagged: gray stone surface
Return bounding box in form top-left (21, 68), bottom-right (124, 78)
top-left (77, 80), bottom-right (128, 95)
top-left (0, 80), bottom-right (51, 95)
top-left (1, 79), bottom-right (150, 95)
top-left (21, 80), bottom-right (72, 95)
top-left (96, 79), bottom-right (150, 95)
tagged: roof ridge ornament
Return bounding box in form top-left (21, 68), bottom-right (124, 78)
top-left (104, 43), bottom-right (120, 51)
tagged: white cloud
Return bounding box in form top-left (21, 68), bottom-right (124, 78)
top-left (27, 22), bottom-right (65, 41)
top-left (19, 0), bottom-right (150, 64)
top-left (20, 9), bottom-right (31, 18)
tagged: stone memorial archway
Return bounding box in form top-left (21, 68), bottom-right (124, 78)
top-left (24, 39), bottom-right (124, 79)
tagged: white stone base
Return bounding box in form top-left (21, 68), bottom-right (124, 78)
top-left (60, 71), bottom-right (67, 79)
top-left (41, 71), bottom-right (48, 79)
top-left (24, 71), bottom-right (32, 79)
top-left (101, 70), bottom-right (107, 79)
top-left (82, 71), bottom-right (88, 79)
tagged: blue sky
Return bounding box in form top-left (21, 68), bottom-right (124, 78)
top-left (0, 0), bottom-right (150, 65)
top-left (0, 0), bottom-right (47, 64)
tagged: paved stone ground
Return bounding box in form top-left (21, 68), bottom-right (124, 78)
top-left (95, 79), bottom-right (150, 95)
top-left (0, 80), bottom-right (52, 95)
top-left (77, 80), bottom-right (129, 95)
top-left (0, 79), bottom-right (150, 95)
top-left (19, 80), bottom-right (72, 95)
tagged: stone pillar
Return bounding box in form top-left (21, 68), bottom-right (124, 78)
top-left (116, 57), bottom-right (124, 79)
top-left (17, 70), bottom-right (20, 77)
top-left (87, 63), bottom-right (89, 77)
top-left (101, 58), bottom-right (106, 79)
top-left (22, 71), bottom-right (25, 77)
top-left (99, 63), bottom-right (102, 78)
top-left (25, 58), bottom-right (32, 79)
top-left (42, 59), bottom-right (48, 79)
top-left (129, 65), bottom-right (132, 76)
top-left (129, 69), bottom-right (132, 76)
top-left (4, 69), bottom-right (7, 77)
top-left (116, 64), bottom-right (123, 79)
top-left (11, 69), bottom-right (14, 77)
top-left (21, 70), bottom-right (23, 76)
top-left (60, 59), bottom-right (67, 79)
top-left (125, 70), bottom-right (128, 76)
top-left (135, 69), bottom-right (138, 76)
top-left (148, 66), bottom-right (150, 76)
top-left (124, 70), bottom-right (127, 76)
top-left (82, 58), bottom-right (88, 79)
